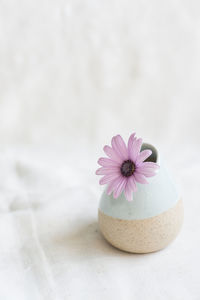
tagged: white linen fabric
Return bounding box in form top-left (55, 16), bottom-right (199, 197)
top-left (0, 0), bottom-right (200, 299)
top-left (0, 145), bottom-right (199, 300)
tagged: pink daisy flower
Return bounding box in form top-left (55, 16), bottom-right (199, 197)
top-left (96, 133), bottom-right (159, 201)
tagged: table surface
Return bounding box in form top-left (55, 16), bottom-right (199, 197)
top-left (0, 145), bottom-right (199, 300)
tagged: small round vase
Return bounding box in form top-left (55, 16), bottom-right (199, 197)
top-left (98, 143), bottom-right (184, 254)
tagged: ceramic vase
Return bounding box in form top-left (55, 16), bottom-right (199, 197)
top-left (98, 143), bottom-right (184, 253)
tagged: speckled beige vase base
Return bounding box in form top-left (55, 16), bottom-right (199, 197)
top-left (98, 199), bottom-right (183, 253)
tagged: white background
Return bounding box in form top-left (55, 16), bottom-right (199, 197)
top-left (0, 1), bottom-right (200, 299)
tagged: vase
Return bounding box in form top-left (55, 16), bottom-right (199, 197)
top-left (98, 143), bottom-right (184, 253)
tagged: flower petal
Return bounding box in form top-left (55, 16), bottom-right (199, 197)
top-left (129, 138), bottom-right (143, 162)
top-left (134, 172), bottom-right (148, 184)
top-left (127, 133), bottom-right (136, 157)
top-left (103, 145), bottom-right (122, 163)
top-left (128, 176), bottom-right (137, 192)
top-left (141, 162), bottom-right (160, 170)
top-left (111, 135), bottom-right (128, 160)
top-left (107, 176), bottom-right (122, 195)
top-left (136, 167), bottom-right (157, 177)
top-left (98, 157), bottom-right (120, 167)
top-left (96, 166), bottom-right (120, 175)
top-left (99, 174), bottom-right (119, 185)
top-left (137, 163), bottom-right (159, 177)
top-left (124, 180), bottom-right (133, 202)
top-left (113, 177), bottom-right (127, 199)
top-left (136, 149), bottom-right (152, 165)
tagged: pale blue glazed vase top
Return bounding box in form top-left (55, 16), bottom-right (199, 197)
top-left (99, 143), bottom-right (180, 220)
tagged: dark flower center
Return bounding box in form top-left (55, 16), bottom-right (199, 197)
top-left (120, 160), bottom-right (135, 177)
